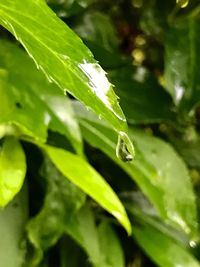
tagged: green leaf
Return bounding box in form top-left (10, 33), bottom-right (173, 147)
top-left (125, 195), bottom-right (199, 267)
top-left (165, 17), bottom-right (200, 110)
top-left (73, 102), bottom-right (198, 237)
top-left (108, 66), bottom-right (175, 124)
top-left (0, 39), bottom-right (82, 154)
top-left (133, 224), bottom-right (200, 267)
top-left (27, 158), bottom-right (85, 265)
top-left (66, 204), bottom-right (125, 267)
top-left (0, 0), bottom-right (128, 135)
top-left (66, 204), bottom-right (103, 267)
top-left (97, 221), bottom-right (125, 267)
top-left (44, 144), bottom-right (131, 234)
top-left (127, 198), bottom-right (200, 267)
top-left (0, 137), bottom-right (26, 208)
top-left (0, 185), bottom-right (28, 267)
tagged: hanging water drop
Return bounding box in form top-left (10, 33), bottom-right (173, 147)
top-left (176, 0), bottom-right (189, 8)
top-left (116, 131), bottom-right (135, 162)
top-left (189, 240), bottom-right (197, 248)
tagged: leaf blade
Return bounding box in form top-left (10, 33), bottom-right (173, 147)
top-left (0, 137), bottom-right (26, 208)
top-left (73, 102), bottom-right (198, 237)
top-left (0, 0), bottom-right (127, 134)
top-left (44, 145), bottom-right (131, 234)
top-left (0, 39), bottom-right (82, 154)
top-left (133, 224), bottom-right (200, 267)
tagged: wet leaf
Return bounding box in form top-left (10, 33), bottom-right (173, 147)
top-left (0, 39), bottom-right (82, 154)
top-left (126, 193), bottom-right (200, 267)
top-left (0, 137), bottom-right (26, 208)
top-left (44, 144), bottom-right (131, 234)
top-left (133, 223), bottom-right (200, 267)
top-left (73, 102), bottom-right (198, 237)
top-left (0, 0), bottom-right (128, 135)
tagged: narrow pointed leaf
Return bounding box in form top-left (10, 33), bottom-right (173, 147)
top-left (73, 102), bottom-right (198, 237)
top-left (127, 194), bottom-right (199, 267)
top-left (0, 137), bottom-right (26, 208)
top-left (133, 224), bottom-right (200, 267)
top-left (0, 0), bottom-right (127, 134)
top-left (0, 39), bottom-right (82, 154)
top-left (44, 145), bottom-right (131, 234)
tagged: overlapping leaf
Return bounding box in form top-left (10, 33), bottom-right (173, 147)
top-left (73, 102), bottom-right (198, 237)
top-left (0, 0), bottom-right (128, 135)
top-left (44, 144), bottom-right (131, 234)
top-left (0, 40), bottom-right (82, 153)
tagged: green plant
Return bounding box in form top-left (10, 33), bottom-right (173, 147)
top-left (0, 0), bottom-right (200, 266)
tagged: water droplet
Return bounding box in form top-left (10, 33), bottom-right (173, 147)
top-left (189, 240), bottom-right (197, 248)
top-left (116, 131), bottom-right (135, 162)
top-left (46, 75), bottom-right (53, 83)
top-left (174, 82), bottom-right (184, 104)
top-left (176, 0), bottom-right (189, 8)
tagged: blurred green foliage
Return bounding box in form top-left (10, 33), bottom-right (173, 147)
top-left (0, 0), bottom-right (200, 267)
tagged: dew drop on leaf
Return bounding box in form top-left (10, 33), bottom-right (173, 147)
top-left (189, 240), bottom-right (197, 248)
top-left (116, 131), bottom-right (135, 162)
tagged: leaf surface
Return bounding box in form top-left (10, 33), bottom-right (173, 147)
top-left (73, 102), bottom-right (198, 237)
top-left (0, 0), bottom-right (127, 134)
top-left (0, 40), bottom-right (82, 153)
top-left (0, 137), bottom-right (26, 208)
top-left (133, 224), bottom-right (200, 267)
top-left (44, 144), bottom-right (131, 234)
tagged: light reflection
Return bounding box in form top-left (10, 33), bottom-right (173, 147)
top-left (133, 66), bottom-right (147, 83)
top-left (189, 240), bottom-right (197, 248)
top-left (167, 211), bottom-right (190, 234)
top-left (78, 60), bottom-right (125, 122)
top-left (174, 82), bottom-right (184, 104)
top-left (79, 61), bottom-right (110, 105)
top-left (176, 0), bottom-right (189, 8)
